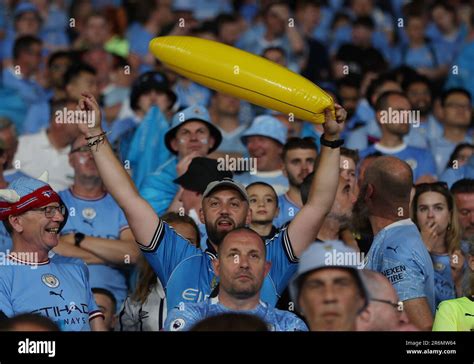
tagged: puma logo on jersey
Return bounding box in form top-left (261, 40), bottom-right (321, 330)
top-left (82, 219), bottom-right (93, 228)
top-left (386, 246), bottom-right (399, 254)
top-left (49, 289), bottom-right (64, 301)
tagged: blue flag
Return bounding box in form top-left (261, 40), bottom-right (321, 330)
top-left (126, 106), bottom-right (171, 188)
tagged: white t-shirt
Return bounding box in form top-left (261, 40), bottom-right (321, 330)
top-left (14, 129), bottom-right (74, 191)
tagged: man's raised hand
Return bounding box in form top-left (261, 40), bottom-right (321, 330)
top-left (77, 92), bottom-right (102, 136)
top-left (322, 103), bottom-right (346, 140)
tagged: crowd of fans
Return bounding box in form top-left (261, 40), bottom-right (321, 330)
top-left (0, 0), bottom-right (473, 332)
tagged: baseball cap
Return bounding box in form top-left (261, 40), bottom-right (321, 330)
top-left (173, 157), bottom-right (233, 193)
top-left (165, 105), bottom-right (222, 154)
top-left (241, 115), bottom-right (287, 146)
top-left (202, 177), bottom-right (249, 203)
top-left (130, 71), bottom-right (177, 111)
top-left (289, 240), bottom-right (370, 311)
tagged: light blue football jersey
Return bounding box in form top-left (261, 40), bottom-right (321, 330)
top-left (0, 253), bottom-right (102, 331)
top-left (430, 253), bottom-right (456, 307)
top-left (365, 219), bottom-right (436, 313)
top-left (164, 297), bottom-right (308, 331)
top-left (59, 189), bottom-right (130, 308)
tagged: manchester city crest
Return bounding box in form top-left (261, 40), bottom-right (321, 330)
top-left (41, 274), bottom-right (60, 288)
top-left (82, 207), bottom-right (97, 220)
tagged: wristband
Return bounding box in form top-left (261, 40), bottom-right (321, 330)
top-left (320, 133), bottom-right (344, 148)
top-left (74, 232), bottom-right (85, 247)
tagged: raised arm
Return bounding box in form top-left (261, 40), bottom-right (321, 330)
top-left (77, 93), bottom-right (160, 246)
top-left (288, 105), bottom-right (346, 258)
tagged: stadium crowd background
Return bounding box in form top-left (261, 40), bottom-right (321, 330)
top-left (0, 0), bottom-right (473, 332)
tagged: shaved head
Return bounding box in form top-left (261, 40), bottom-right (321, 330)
top-left (219, 227), bottom-right (266, 259)
top-left (364, 156), bottom-right (413, 212)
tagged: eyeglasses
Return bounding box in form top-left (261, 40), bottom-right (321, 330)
top-left (371, 298), bottom-right (404, 312)
top-left (29, 205), bottom-right (66, 218)
top-left (70, 145), bottom-right (91, 154)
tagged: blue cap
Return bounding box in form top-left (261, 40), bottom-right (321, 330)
top-left (289, 240), bottom-right (370, 312)
top-left (241, 115), bottom-right (287, 146)
top-left (165, 105), bottom-right (222, 154)
top-left (14, 2), bottom-right (40, 18)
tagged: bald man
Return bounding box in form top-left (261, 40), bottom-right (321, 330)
top-left (164, 228), bottom-right (308, 331)
top-left (357, 156), bottom-right (435, 330)
top-left (356, 270), bottom-right (410, 331)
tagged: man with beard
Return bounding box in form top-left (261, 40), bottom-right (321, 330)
top-left (359, 156), bottom-right (435, 330)
top-left (164, 228), bottom-right (307, 331)
top-left (300, 153), bottom-right (357, 243)
top-left (359, 91), bottom-right (437, 183)
top-left (274, 137), bottom-right (318, 227)
top-left (168, 157), bottom-right (232, 248)
top-left (403, 74), bottom-right (443, 149)
top-left (75, 93), bottom-right (346, 312)
top-left (276, 164), bottom-right (357, 311)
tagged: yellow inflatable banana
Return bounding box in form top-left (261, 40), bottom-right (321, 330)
top-left (149, 36), bottom-right (333, 123)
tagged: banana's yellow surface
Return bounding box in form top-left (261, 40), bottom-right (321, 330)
top-left (149, 36), bottom-right (334, 123)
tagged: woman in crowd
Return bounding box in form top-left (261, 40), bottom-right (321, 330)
top-left (445, 143), bottom-right (474, 172)
top-left (411, 182), bottom-right (465, 307)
